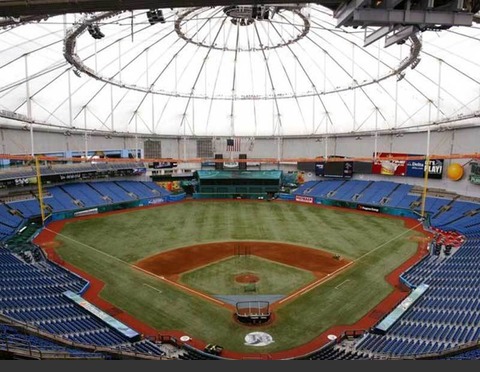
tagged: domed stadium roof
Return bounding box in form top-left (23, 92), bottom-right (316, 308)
top-left (0, 4), bottom-right (479, 136)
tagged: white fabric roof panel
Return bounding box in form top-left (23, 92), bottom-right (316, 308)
top-left (0, 5), bottom-right (479, 136)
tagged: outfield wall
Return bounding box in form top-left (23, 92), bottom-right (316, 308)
top-left (279, 193), bottom-right (422, 221)
top-left (44, 193), bottom-right (186, 222)
top-left (280, 194), bottom-right (435, 295)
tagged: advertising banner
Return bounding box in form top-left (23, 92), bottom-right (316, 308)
top-left (357, 205), bottom-right (380, 213)
top-left (73, 208), bottom-right (98, 217)
top-left (63, 290), bottom-right (140, 340)
top-left (153, 161), bottom-right (177, 169)
top-left (343, 161), bottom-right (354, 178)
top-left (469, 162), bottom-right (480, 185)
top-left (295, 195), bottom-right (314, 204)
top-left (147, 198), bottom-right (165, 205)
top-left (406, 158), bottom-right (444, 179)
top-left (315, 162), bottom-right (325, 176)
top-left (373, 153), bottom-right (444, 179)
top-left (374, 284), bottom-right (429, 334)
top-left (372, 153), bottom-right (408, 176)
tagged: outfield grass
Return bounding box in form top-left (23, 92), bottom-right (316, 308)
top-left (180, 256), bottom-right (316, 295)
top-left (54, 200), bottom-right (423, 353)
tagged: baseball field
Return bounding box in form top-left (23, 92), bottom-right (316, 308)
top-left (36, 200), bottom-right (427, 356)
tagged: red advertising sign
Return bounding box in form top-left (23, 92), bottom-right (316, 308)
top-left (372, 153), bottom-right (408, 176)
top-left (295, 195), bottom-right (314, 204)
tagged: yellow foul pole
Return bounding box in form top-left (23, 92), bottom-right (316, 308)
top-left (34, 156), bottom-right (46, 225)
top-left (420, 155), bottom-right (430, 220)
top-left (420, 127), bottom-right (431, 220)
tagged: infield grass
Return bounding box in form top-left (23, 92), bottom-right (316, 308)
top-left (53, 200), bottom-right (424, 353)
top-left (180, 256), bottom-right (316, 295)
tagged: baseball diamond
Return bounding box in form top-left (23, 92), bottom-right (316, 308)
top-left (33, 200), bottom-right (429, 358)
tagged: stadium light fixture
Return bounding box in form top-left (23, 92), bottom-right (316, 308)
top-left (146, 9), bottom-right (165, 25)
top-left (411, 57), bottom-right (421, 70)
top-left (87, 24), bottom-right (104, 39)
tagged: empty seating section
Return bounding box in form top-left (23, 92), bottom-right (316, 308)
top-left (8, 199), bottom-right (41, 218)
top-left (293, 179), bottom-right (417, 208)
top-left (299, 345), bottom-right (370, 360)
top-left (0, 169), bottom-right (34, 182)
top-left (0, 225), bottom-right (13, 241)
top-left (352, 231), bottom-right (480, 358)
top-left (382, 184), bottom-right (413, 207)
top-left (427, 198), bottom-right (452, 214)
top-left (178, 345), bottom-right (222, 360)
top-left (4, 181), bottom-right (171, 219)
top-left (293, 181), bottom-right (318, 194)
top-left (142, 181), bottom-right (170, 196)
top-left (0, 248), bottom-right (88, 294)
top-left (394, 194), bottom-right (420, 209)
top-left (432, 202), bottom-right (480, 232)
top-left (413, 197), bottom-right (451, 215)
top-left (0, 220), bottom-right (170, 358)
top-left (114, 339), bottom-right (166, 357)
top-left (0, 162), bottom-right (146, 182)
top-left (292, 180), bottom-right (480, 221)
top-left (45, 188), bottom-right (76, 211)
top-left (0, 204), bottom-right (24, 241)
top-left (0, 323), bottom-right (107, 359)
top-left (0, 180), bottom-right (169, 243)
top-left (432, 201), bottom-right (470, 224)
top-left (114, 181), bottom-right (160, 199)
top-left (0, 248), bottom-right (132, 348)
top-left (87, 182), bottom-right (133, 203)
top-left (443, 348), bottom-right (480, 360)
top-left (0, 204), bottom-right (23, 228)
top-left (331, 180), bottom-right (371, 201)
top-left (355, 181), bottom-right (398, 205)
top-left (305, 180), bottom-right (345, 197)
top-left (60, 184), bottom-right (106, 207)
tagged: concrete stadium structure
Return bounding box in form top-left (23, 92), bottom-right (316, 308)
top-left (1, 125), bottom-right (479, 197)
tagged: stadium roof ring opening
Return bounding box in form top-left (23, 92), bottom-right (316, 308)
top-left (64, 6), bottom-right (422, 101)
top-left (176, 6), bottom-right (311, 52)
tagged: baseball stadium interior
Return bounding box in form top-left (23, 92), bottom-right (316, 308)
top-left (0, 0), bottom-right (480, 361)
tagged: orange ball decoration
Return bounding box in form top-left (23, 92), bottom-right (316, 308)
top-left (447, 163), bottom-right (464, 181)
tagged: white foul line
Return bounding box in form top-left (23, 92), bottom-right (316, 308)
top-left (279, 222), bottom-right (423, 304)
top-left (46, 228), bottom-right (225, 306)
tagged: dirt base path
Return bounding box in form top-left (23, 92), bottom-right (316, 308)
top-left (136, 241), bottom-right (348, 277)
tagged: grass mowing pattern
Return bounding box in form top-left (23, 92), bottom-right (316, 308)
top-left (180, 256), bottom-right (316, 295)
top-left (54, 200), bottom-right (423, 353)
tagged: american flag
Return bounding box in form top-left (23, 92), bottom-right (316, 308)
top-left (226, 138), bottom-right (241, 152)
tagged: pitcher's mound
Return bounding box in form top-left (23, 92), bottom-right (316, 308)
top-left (235, 273), bottom-right (259, 284)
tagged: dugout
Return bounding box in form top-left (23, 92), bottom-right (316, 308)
top-left (193, 170), bottom-right (282, 199)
